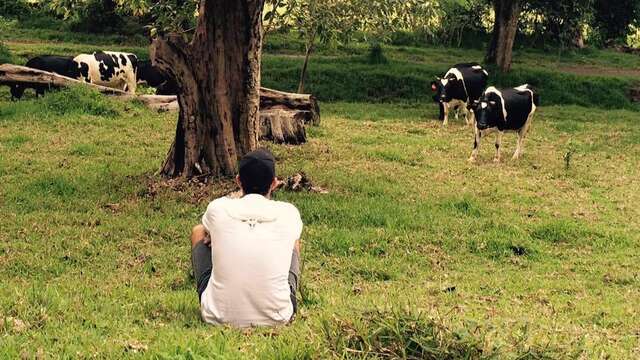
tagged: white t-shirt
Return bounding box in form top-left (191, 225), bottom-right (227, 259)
top-left (200, 194), bottom-right (303, 327)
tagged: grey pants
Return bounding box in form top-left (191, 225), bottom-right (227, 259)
top-left (191, 240), bottom-right (301, 314)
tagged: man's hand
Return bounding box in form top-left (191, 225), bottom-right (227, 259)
top-left (203, 233), bottom-right (212, 247)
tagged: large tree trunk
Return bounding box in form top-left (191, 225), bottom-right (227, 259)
top-left (151, 0), bottom-right (265, 178)
top-left (486, 0), bottom-right (521, 72)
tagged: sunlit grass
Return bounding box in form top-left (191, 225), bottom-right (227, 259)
top-left (1, 85), bottom-right (639, 357)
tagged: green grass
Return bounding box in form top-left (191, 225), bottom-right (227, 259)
top-left (1, 21), bottom-right (640, 358)
top-left (1, 82), bottom-right (639, 358)
top-left (3, 21), bottom-right (639, 109)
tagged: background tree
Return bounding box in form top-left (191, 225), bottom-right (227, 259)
top-left (288, 0), bottom-right (358, 93)
top-left (522, 0), bottom-right (593, 49)
top-left (486, 0), bottom-right (523, 72)
top-left (592, 0), bottom-right (640, 46)
top-left (437, 0), bottom-right (489, 48)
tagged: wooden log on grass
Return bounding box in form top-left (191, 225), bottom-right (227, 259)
top-left (0, 64), bottom-right (318, 144)
top-left (0, 63), bottom-right (130, 95)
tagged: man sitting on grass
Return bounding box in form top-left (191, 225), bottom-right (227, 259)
top-left (190, 149), bottom-right (303, 327)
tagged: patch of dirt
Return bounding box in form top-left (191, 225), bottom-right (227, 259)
top-left (138, 172), bottom-right (328, 205)
top-left (139, 175), bottom-right (237, 204)
top-left (559, 65), bottom-right (640, 78)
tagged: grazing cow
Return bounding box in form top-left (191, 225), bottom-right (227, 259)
top-left (431, 63), bottom-right (489, 126)
top-left (137, 60), bottom-right (179, 95)
top-left (72, 51), bottom-right (138, 94)
top-left (10, 55), bottom-right (76, 99)
top-left (467, 84), bottom-right (539, 162)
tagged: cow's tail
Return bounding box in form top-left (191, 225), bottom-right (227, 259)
top-left (521, 84), bottom-right (540, 107)
top-left (526, 85), bottom-right (540, 107)
top-left (533, 92), bottom-right (540, 107)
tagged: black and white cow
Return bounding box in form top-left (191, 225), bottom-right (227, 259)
top-left (72, 51), bottom-right (139, 94)
top-left (431, 63), bottom-right (488, 126)
top-left (10, 55), bottom-right (76, 99)
top-left (11, 51), bottom-right (141, 99)
top-left (137, 60), bottom-right (179, 95)
top-left (467, 85), bottom-right (539, 162)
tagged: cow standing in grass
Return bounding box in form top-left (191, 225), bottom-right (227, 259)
top-left (72, 51), bottom-right (139, 94)
top-left (467, 85), bottom-right (539, 162)
top-left (431, 63), bottom-right (489, 126)
top-left (137, 60), bottom-right (179, 95)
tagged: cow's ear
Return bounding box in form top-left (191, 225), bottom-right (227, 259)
top-left (430, 81), bottom-right (438, 92)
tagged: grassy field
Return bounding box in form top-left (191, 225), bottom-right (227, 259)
top-left (1, 23), bottom-right (640, 358)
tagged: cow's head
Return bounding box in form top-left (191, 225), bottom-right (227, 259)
top-left (469, 99), bottom-right (500, 130)
top-left (431, 76), bottom-right (464, 104)
top-left (137, 60), bottom-right (168, 87)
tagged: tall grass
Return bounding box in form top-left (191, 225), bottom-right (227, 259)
top-left (263, 55), bottom-right (639, 110)
top-left (0, 41), bottom-right (12, 63)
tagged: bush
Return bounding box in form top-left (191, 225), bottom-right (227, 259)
top-left (41, 86), bottom-right (121, 117)
top-left (0, 0), bottom-right (33, 18)
top-left (0, 41), bottom-right (13, 64)
top-left (262, 55), bottom-right (639, 110)
top-left (366, 43), bottom-right (388, 65)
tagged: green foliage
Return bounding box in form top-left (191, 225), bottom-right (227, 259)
top-left (438, 0), bottom-right (491, 48)
top-left (41, 86), bottom-right (122, 117)
top-left (149, 0), bottom-right (198, 36)
top-left (366, 42), bottom-right (388, 64)
top-left (0, 41), bottom-right (12, 63)
top-left (0, 0), bottom-right (34, 18)
top-left (263, 54), bottom-right (639, 109)
top-left (1, 86), bottom-right (122, 119)
top-left (521, 0), bottom-right (594, 49)
top-left (591, 0), bottom-right (640, 45)
top-left (489, 66), bottom-right (638, 110)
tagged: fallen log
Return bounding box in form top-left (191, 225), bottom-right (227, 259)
top-left (260, 87), bottom-right (320, 126)
top-left (0, 64), bottom-right (317, 144)
top-left (0, 63), bottom-right (130, 96)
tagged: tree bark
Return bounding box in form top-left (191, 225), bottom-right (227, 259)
top-left (486, 0), bottom-right (521, 72)
top-left (260, 109), bottom-right (307, 144)
top-left (151, 0), bottom-right (265, 178)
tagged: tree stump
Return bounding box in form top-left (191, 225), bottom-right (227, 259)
top-left (260, 109), bottom-right (307, 144)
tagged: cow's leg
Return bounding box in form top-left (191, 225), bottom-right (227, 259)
top-left (126, 79), bottom-right (137, 94)
top-left (454, 105), bottom-right (460, 121)
top-left (442, 102), bottom-right (449, 126)
top-left (468, 128), bottom-right (481, 162)
top-left (438, 103), bottom-right (445, 121)
top-left (513, 115), bottom-right (533, 160)
top-left (10, 85), bottom-right (24, 100)
top-left (494, 131), bottom-right (503, 163)
top-left (462, 105), bottom-right (471, 127)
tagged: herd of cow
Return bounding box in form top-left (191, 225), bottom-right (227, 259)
top-left (10, 52), bottom-right (539, 163)
top-left (431, 63), bottom-right (539, 162)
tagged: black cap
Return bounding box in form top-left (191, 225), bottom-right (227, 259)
top-left (238, 149), bottom-right (276, 195)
